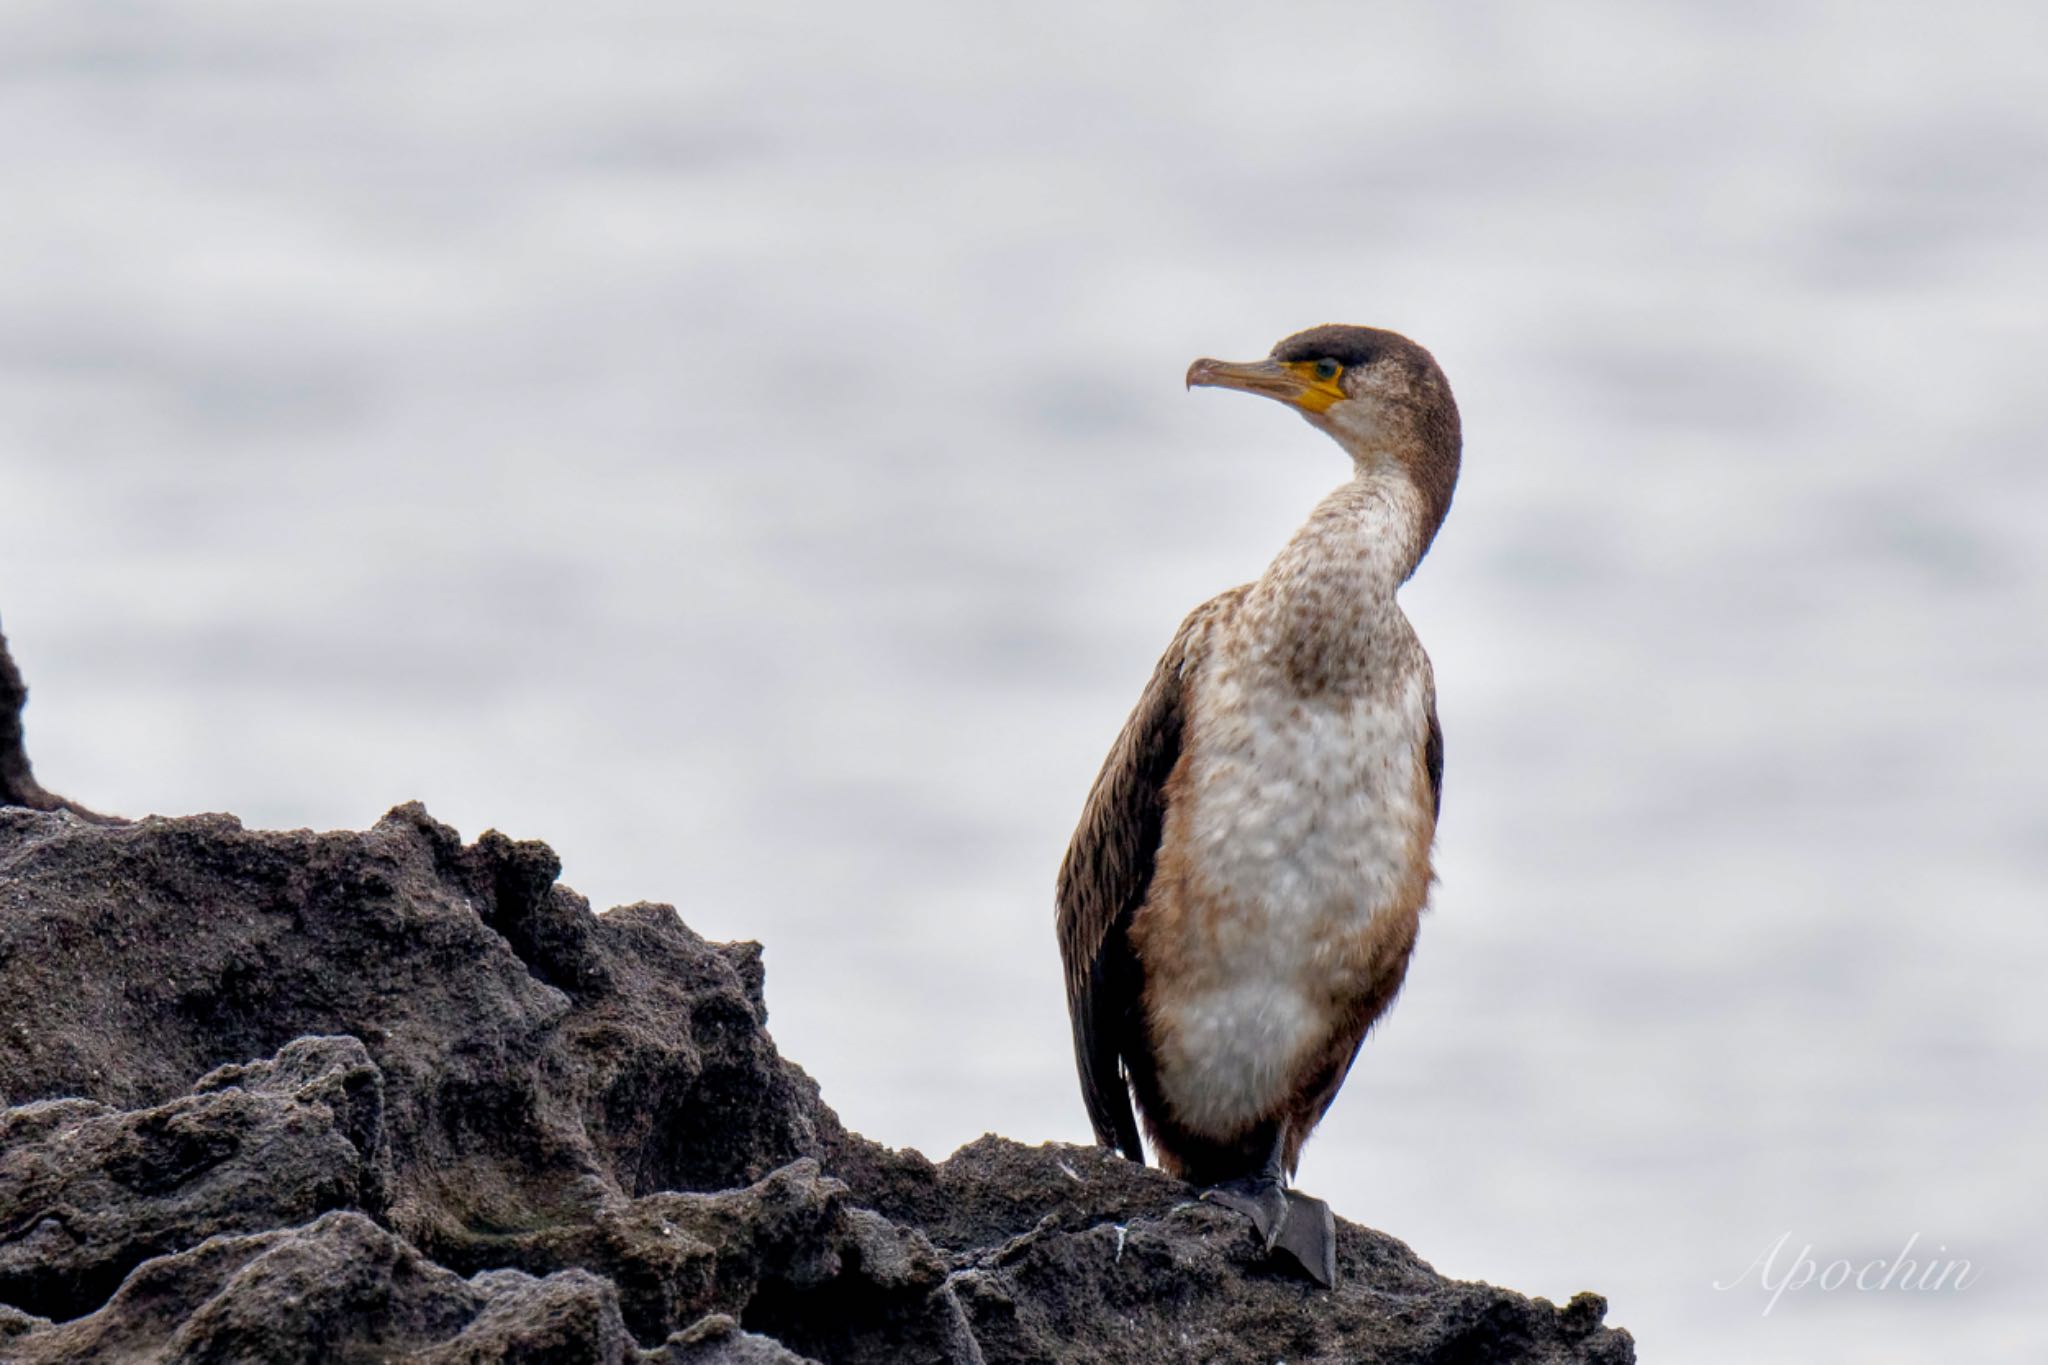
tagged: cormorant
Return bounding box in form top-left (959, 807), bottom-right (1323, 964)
top-left (1056, 324), bottom-right (1460, 1286)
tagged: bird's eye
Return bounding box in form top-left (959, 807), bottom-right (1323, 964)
top-left (1313, 359), bottom-right (1341, 382)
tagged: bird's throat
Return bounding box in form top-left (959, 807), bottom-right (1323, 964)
top-left (1245, 474), bottom-right (1423, 697)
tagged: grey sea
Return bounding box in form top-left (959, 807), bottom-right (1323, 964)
top-left (4, 3), bottom-right (2043, 1358)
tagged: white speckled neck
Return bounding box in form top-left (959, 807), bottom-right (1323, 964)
top-left (1293, 469), bottom-right (1427, 586)
top-left (1234, 470), bottom-right (1425, 696)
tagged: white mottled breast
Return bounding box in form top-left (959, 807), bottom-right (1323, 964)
top-left (1146, 475), bottom-right (1436, 1140)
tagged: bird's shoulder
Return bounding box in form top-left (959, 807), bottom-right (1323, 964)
top-left (1056, 585), bottom-right (1246, 919)
top-left (1158, 583), bottom-right (1252, 682)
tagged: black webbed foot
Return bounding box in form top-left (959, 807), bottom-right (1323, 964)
top-left (1275, 1189), bottom-right (1336, 1288)
top-left (1192, 1125), bottom-right (1337, 1287)
top-left (1201, 1175), bottom-right (1290, 1251)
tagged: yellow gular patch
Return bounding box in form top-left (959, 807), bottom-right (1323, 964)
top-left (1284, 362), bottom-right (1345, 414)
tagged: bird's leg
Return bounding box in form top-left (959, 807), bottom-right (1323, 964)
top-left (1200, 1125), bottom-right (1291, 1252)
top-left (1200, 1125), bottom-right (1338, 1288)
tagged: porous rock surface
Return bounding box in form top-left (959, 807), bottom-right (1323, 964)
top-left (0, 632), bottom-right (1632, 1363)
top-left (0, 807), bottom-right (1633, 1363)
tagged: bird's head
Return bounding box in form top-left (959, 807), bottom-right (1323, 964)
top-left (1187, 324), bottom-right (1461, 556)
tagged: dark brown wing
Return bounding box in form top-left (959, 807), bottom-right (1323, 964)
top-left (1425, 692), bottom-right (1444, 821)
top-left (1055, 589), bottom-right (1241, 1162)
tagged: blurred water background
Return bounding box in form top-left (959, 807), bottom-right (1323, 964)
top-left (4, 2), bottom-right (2045, 1358)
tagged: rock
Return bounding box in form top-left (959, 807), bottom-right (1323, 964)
top-left (658, 1314), bottom-right (818, 1365)
top-left (0, 1036), bottom-right (383, 1321)
top-left (4, 1211), bottom-right (647, 1364)
top-left (0, 732), bottom-right (1633, 1362)
top-left (474, 1156), bottom-right (978, 1358)
top-left (415, 1266), bottom-right (641, 1364)
top-left (0, 804), bottom-right (833, 1271)
top-left (839, 1137), bottom-right (1633, 1365)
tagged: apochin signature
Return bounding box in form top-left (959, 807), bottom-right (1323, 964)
top-left (1715, 1232), bottom-right (1979, 1315)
